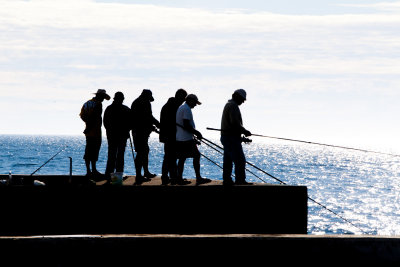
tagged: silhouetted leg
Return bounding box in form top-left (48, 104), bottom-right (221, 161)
top-left (221, 135), bottom-right (234, 185)
top-left (133, 135), bottom-right (144, 178)
top-left (91, 160), bottom-right (97, 173)
top-left (105, 139), bottom-right (117, 177)
top-left (223, 152), bottom-right (233, 183)
top-left (177, 158), bottom-right (186, 180)
top-left (115, 139), bottom-right (126, 173)
top-left (134, 155), bottom-right (143, 177)
top-left (233, 153), bottom-right (246, 183)
top-left (85, 159), bottom-right (91, 175)
top-left (193, 153), bottom-right (201, 179)
top-left (168, 151), bottom-right (178, 181)
top-left (162, 141), bottom-right (176, 184)
top-left (161, 152), bottom-right (168, 177)
top-left (231, 140), bottom-right (246, 184)
top-left (142, 142), bottom-right (151, 174)
top-left (84, 136), bottom-right (101, 175)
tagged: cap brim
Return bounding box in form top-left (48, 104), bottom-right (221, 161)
top-left (196, 101), bottom-right (202, 105)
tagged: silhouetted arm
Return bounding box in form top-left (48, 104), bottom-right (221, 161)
top-left (183, 119), bottom-right (202, 139)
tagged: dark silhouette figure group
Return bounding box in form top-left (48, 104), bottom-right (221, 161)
top-left (80, 88), bottom-right (252, 185)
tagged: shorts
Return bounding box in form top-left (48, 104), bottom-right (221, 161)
top-left (133, 134), bottom-right (150, 154)
top-left (176, 140), bottom-right (200, 159)
top-left (84, 136), bottom-right (102, 161)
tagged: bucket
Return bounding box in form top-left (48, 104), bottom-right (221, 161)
top-left (111, 172), bottom-right (123, 186)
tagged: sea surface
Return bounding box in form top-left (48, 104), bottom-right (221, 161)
top-left (1, 134), bottom-right (400, 235)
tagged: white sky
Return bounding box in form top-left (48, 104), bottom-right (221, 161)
top-left (1, 0), bottom-right (400, 152)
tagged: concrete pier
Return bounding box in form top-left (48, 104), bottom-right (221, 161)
top-left (2, 234), bottom-right (400, 265)
top-left (0, 175), bottom-right (307, 236)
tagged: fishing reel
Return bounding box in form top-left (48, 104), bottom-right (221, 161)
top-left (241, 136), bottom-right (252, 144)
top-left (152, 126), bottom-right (160, 134)
top-left (193, 137), bottom-right (202, 145)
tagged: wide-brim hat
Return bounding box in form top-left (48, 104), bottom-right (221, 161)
top-left (94, 89), bottom-right (111, 100)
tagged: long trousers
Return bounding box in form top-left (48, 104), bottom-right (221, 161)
top-left (220, 135), bottom-right (246, 183)
top-left (162, 141), bottom-right (178, 180)
top-left (105, 137), bottom-right (127, 175)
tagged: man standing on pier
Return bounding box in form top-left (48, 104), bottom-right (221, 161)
top-left (220, 89), bottom-right (252, 185)
top-left (104, 92), bottom-right (132, 183)
top-left (131, 89), bottom-right (160, 185)
top-left (80, 89), bottom-right (110, 179)
top-left (176, 94), bottom-right (211, 185)
top-left (159, 89), bottom-right (188, 185)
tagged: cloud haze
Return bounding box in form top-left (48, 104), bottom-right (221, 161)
top-left (1, 0), bottom-right (399, 151)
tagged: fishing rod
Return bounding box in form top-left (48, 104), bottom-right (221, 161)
top-left (201, 136), bottom-right (284, 184)
top-left (199, 148), bottom-right (267, 184)
top-left (129, 133), bottom-right (136, 167)
top-left (175, 123), bottom-right (268, 182)
top-left (178, 123), bottom-right (366, 231)
top-left (206, 127), bottom-right (400, 157)
top-left (30, 145), bottom-right (68, 176)
top-left (199, 138), bottom-right (269, 184)
top-left (201, 136), bottom-right (368, 234)
top-left (198, 151), bottom-right (224, 171)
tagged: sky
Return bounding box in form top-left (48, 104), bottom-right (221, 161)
top-left (1, 0), bottom-right (400, 152)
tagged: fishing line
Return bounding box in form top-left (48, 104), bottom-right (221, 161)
top-left (30, 145), bottom-right (68, 176)
top-left (206, 127), bottom-right (400, 157)
top-left (174, 123), bottom-right (269, 182)
top-left (307, 197), bottom-right (367, 234)
top-left (177, 123), bottom-right (367, 232)
top-left (201, 136), bottom-right (368, 234)
top-left (199, 138), bottom-right (269, 183)
top-left (129, 133), bottom-right (136, 167)
top-left (201, 137), bottom-right (280, 184)
top-left (198, 151), bottom-right (224, 171)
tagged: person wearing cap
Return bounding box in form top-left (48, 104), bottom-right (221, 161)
top-left (159, 89), bottom-right (188, 185)
top-left (104, 92), bottom-right (132, 183)
top-left (131, 89), bottom-right (160, 184)
top-left (176, 94), bottom-right (211, 185)
top-left (220, 89), bottom-right (252, 185)
top-left (80, 89), bottom-right (110, 179)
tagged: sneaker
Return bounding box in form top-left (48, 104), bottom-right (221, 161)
top-left (161, 175), bottom-right (170, 185)
top-left (223, 180), bottom-right (234, 186)
top-left (171, 178), bottom-right (191, 185)
top-left (102, 180), bottom-right (111, 186)
top-left (196, 177), bottom-right (211, 185)
top-left (134, 175), bottom-right (145, 185)
top-left (143, 172), bottom-right (157, 179)
top-left (235, 180), bottom-right (253, 185)
top-left (92, 170), bottom-right (105, 181)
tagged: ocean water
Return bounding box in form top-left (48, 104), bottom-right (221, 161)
top-left (1, 134), bottom-right (400, 235)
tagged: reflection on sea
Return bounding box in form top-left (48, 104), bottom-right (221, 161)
top-left (1, 135), bottom-right (400, 235)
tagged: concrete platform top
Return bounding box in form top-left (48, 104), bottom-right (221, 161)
top-left (101, 175), bottom-right (225, 186)
top-left (97, 175), bottom-right (289, 186)
top-left (1, 174), bottom-right (284, 187)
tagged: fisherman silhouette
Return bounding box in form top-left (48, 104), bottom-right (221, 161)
top-left (104, 92), bottom-right (132, 184)
top-left (159, 89), bottom-right (188, 185)
top-left (131, 89), bottom-right (160, 185)
top-left (176, 94), bottom-right (211, 185)
top-left (80, 89), bottom-right (110, 180)
top-left (220, 89), bottom-right (252, 185)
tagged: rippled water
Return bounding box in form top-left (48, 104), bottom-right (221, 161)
top-left (1, 134), bottom-right (400, 235)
